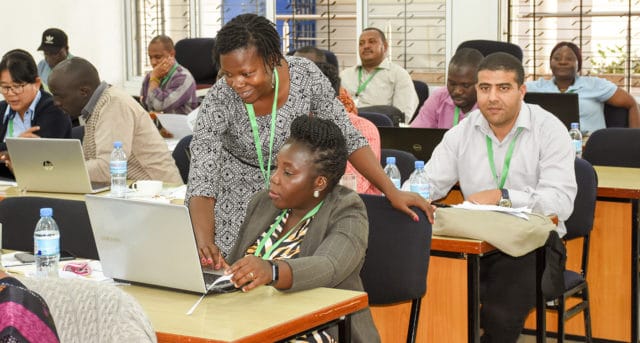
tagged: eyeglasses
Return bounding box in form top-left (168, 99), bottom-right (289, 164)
top-left (0, 83), bottom-right (28, 95)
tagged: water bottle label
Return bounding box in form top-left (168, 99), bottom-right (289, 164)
top-left (410, 183), bottom-right (430, 200)
top-left (572, 140), bottom-right (582, 155)
top-left (110, 160), bottom-right (127, 174)
top-left (391, 178), bottom-right (401, 189)
top-left (35, 237), bottom-right (59, 256)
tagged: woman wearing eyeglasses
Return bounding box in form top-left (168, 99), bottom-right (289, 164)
top-left (0, 49), bottom-right (72, 178)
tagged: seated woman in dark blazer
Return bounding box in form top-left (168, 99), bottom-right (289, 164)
top-left (0, 49), bottom-right (72, 179)
top-left (222, 115), bottom-right (380, 343)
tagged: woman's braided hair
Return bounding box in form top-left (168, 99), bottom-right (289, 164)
top-left (214, 14), bottom-right (284, 70)
top-left (288, 116), bottom-right (347, 190)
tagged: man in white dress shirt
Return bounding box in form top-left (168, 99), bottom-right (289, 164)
top-left (425, 52), bottom-right (577, 343)
top-left (340, 28), bottom-right (419, 124)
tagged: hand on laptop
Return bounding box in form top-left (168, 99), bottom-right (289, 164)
top-left (18, 126), bottom-right (40, 138)
top-left (225, 256), bottom-right (271, 292)
top-left (197, 241), bottom-right (225, 270)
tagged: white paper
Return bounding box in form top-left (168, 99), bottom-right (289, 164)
top-left (157, 113), bottom-right (192, 140)
top-left (452, 201), bottom-right (532, 220)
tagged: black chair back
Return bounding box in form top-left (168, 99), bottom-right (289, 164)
top-left (411, 80), bottom-right (429, 124)
top-left (359, 105), bottom-right (404, 126)
top-left (359, 111), bottom-right (394, 127)
top-left (174, 38), bottom-right (217, 87)
top-left (457, 39), bottom-right (523, 61)
top-left (582, 128), bottom-right (640, 168)
top-left (565, 158), bottom-right (598, 240)
top-left (604, 103), bottom-right (629, 127)
top-left (172, 135), bottom-right (193, 184)
top-left (381, 148), bottom-right (418, 184)
top-left (0, 197), bottom-right (98, 259)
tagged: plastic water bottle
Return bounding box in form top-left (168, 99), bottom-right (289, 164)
top-left (110, 141), bottom-right (127, 197)
top-left (34, 208), bottom-right (60, 278)
top-left (384, 157), bottom-right (402, 189)
top-left (569, 122), bottom-right (583, 158)
top-left (408, 160), bottom-right (430, 200)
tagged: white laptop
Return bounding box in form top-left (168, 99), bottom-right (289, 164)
top-left (84, 195), bottom-right (233, 294)
top-left (6, 138), bottom-right (110, 194)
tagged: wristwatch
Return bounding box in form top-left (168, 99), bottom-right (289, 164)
top-left (268, 260), bottom-right (279, 286)
top-left (498, 188), bottom-right (512, 208)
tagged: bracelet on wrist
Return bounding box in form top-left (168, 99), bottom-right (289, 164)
top-left (150, 77), bottom-right (161, 84)
top-left (268, 260), bottom-right (279, 286)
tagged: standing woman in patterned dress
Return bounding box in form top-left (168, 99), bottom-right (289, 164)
top-left (186, 14), bottom-right (433, 268)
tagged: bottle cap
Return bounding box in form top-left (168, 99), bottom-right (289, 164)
top-left (113, 141), bottom-right (123, 148)
top-left (386, 156), bottom-right (396, 165)
top-left (570, 122), bottom-right (580, 129)
top-left (40, 208), bottom-right (53, 217)
top-left (415, 160), bottom-right (425, 169)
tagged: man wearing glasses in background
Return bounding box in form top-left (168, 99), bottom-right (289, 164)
top-left (37, 28), bottom-right (73, 90)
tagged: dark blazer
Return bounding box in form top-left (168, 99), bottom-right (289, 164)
top-left (0, 90), bottom-right (72, 151)
top-left (229, 186), bottom-right (381, 343)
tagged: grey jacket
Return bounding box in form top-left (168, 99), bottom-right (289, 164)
top-left (229, 185), bottom-right (380, 343)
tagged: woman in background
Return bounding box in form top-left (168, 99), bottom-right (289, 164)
top-left (0, 49), bottom-right (71, 178)
top-left (526, 41), bottom-right (640, 133)
top-left (224, 115), bottom-right (380, 342)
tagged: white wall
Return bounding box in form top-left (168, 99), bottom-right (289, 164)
top-left (0, 1), bottom-right (125, 87)
top-left (0, 0), bottom-right (499, 89)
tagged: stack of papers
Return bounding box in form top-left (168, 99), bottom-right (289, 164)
top-left (453, 201), bottom-right (532, 220)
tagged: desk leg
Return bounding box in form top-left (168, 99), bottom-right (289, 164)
top-left (535, 248), bottom-right (547, 343)
top-left (338, 315), bottom-right (351, 343)
top-left (468, 254), bottom-right (481, 343)
top-left (632, 200), bottom-right (639, 343)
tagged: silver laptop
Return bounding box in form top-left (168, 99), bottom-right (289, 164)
top-left (6, 138), bottom-right (110, 194)
top-left (84, 195), bottom-right (231, 294)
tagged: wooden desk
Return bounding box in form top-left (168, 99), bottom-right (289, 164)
top-left (0, 186), bottom-right (101, 201)
top-left (524, 165), bottom-right (640, 342)
top-left (123, 285), bottom-right (368, 343)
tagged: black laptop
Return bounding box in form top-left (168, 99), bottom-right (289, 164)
top-left (378, 127), bottom-right (447, 162)
top-left (524, 92), bottom-right (579, 130)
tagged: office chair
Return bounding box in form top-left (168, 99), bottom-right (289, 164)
top-left (582, 128), bottom-right (640, 168)
top-left (287, 48), bottom-right (339, 69)
top-left (23, 277), bottom-right (156, 342)
top-left (174, 38), bottom-right (217, 89)
top-left (359, 111), bottom-right (394, 128)
top-left (411, 80), bottom-right (429, 124)
top-left (545, 158), bottom-right (597, 342)
top-left (0, 197), bottom-right (99, 260)
top-left (604, 104), bottom-right (629, 128)
top-left (381, 148), bottom-right (418, 184)
top-left (359, 194), bottom-right (431, 343)
top-left (172, 134), bottom-right (193, 184)
top-left (456, 39), bottom-right (523, 61)
top-left (358, 105), bottom-right (405, 127)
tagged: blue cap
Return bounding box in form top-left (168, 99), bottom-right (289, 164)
top-left (386, 156), bottom-right (396, 165)
top-left (570, 122), bottom-right (580, 129)
top-left (113, 141), bottom-right (122, 148)
top-left (415, 160), bottom-right (425, 169)
top-left (40, 208), bottom-right (53, 217)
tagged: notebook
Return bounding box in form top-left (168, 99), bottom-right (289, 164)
top-left (84, 195), bottom-right (234, 294)
top-left (378, 127), bottom-right (447, 162)
top-left (524, 92), bottom-right (580, 130)
top-left (6, 138), bottom-right (110, 194)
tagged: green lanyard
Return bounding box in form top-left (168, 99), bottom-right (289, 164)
top-left (356, 67), bottom-right (380, 96)
top-left (160, 63), bottom-right (179, 88)
top-left (244, 69), bottom-right (279, 187)
top-left (485, 127), bottom-right (523, 189)
top-left (253, 201), bottom-right (324, 260)
top-left (7, 118), bottom-right (13, 138)
top-left (453, 107), bottom-right (461, 126)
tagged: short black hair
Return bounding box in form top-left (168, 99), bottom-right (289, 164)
top-left (314, 61), bottom-right (340, 96)
top-left (149, 35), bottom-right (175, 52)
top-left (52, 57), bottom-right (101, 89)
top-left (450, 48), bottom-right (484, 70)
top-left (477, 52), bottom-right (525, 85)
top-left (288, 115), bottom-right (347, 190)
top-left (362, 27), bottom-right (387, 45)
top-left (295, 46), bottom-right (326, 63)
top-left (214, 14), bottom-right (283, 70)
top-left (0, 49), bottom-right (38, 84)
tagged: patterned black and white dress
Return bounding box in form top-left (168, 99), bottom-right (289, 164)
top-left (185, 56), bottom-right (368, 257)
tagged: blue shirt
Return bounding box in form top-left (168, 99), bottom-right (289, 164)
top-left (37, 53), bottom-right (74, 89)
top-left (3, 90), bottom-right (41, 140)
top-left (526, 76), bottom-right (617, 134)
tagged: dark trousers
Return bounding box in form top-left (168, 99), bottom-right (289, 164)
top-left (480, 250), bottom-right (537, 343)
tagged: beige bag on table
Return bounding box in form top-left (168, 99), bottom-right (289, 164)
top-left (433, 207), bottom-right (555, 257)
